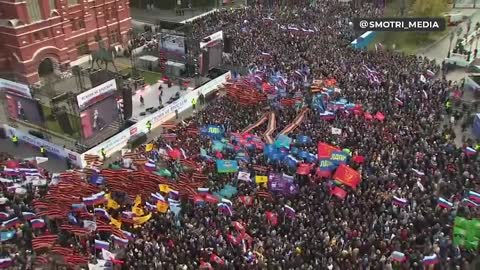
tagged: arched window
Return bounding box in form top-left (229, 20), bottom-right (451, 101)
top-left (26, 0), bottom-right (42, 22)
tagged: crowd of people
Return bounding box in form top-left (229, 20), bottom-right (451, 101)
top-left (0, 1), bottom-right (479, 270)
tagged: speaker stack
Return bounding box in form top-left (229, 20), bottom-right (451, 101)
top-left (56, 110), bottom-right (74, 134)
top-left (224, 36), bottom-right (233, 53)
top-left (200, 49), bottom-right (209, 76)
top-left (122, 87), bottom-right (133, 120)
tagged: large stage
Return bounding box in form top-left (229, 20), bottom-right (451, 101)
top-left (131, 76), bottom-right (210, 121)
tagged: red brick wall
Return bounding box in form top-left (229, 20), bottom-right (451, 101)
top-left (0, 0), bottom-right (131, 84)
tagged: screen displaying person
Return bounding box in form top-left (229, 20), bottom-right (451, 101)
top-left (17, 101), bottom-right (26, 121)
top-left (92, 109), bottom-right (104, 131)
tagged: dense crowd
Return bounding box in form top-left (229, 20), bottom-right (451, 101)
top-left (0, 1), bottom-right (479, 270)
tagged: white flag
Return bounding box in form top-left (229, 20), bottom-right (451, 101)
top-left (237, 171), bottom-right (251, 182)
top-left (331, 127), bottom-right (342, 135)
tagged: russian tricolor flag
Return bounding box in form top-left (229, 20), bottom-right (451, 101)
top-left (94, 239), bottom-right (110, 250)
top-left (0, 258), bottom-right (13, 268)
top-left (21, 212), bottom-right (36, 221)
top-left (197, 187), bottom-right (209, 194)
top-left (144, 160), bottom-right (156, 170)
top-left (2, 217), bottom-right (20, 228)
top-left (467, 191), bottom-right (480, 202)
top-left (394, 97), bottom-right (404, 106)
top-left (465, 147), bottom-right (477, 156)
top-left (437, 197), bottom-right (453, 209)
top-left (221, 198), bottom-right (233, 206)
top-left (94, 208), bottom-right (110, 219)
top-left (122, 211), bottom-right (135, 219)
top-left (0, 212), bottom-right (9, 220)
top-left (83, 192), bottom-right (107, 206)
top-left (145, 202), bottom-right (156, 211)
top-left (112, 235), bottom-right (129, 246)
top-left (284, 205), bottom-right (296, 219)
top-left (71, 203), bottom-right (87, 212)
top-left (180, 148), bottom-right (187, 159)
top-left (422, 254), bottom-right (439, 265)
top-left (392, 196), bottom-right (408, 207)
top-left (151, 192), bottom-right (165, 203)
top-left (412, 169), bottom-right (425, 176)
top-left (462, 198), bottom-right (479, 207)
top-left (217, 203), bottom-right (233, 216)
top-left (121, 230), bottom-right (134, 240)
top-left (2, 168), bottom-right (18, 175)
top-left (30, 218), bottom-right (46, 229)
top-left (391, 251), bottom-right (406, 262)
top-left (169, 189), bottom-right (180, 200)
top-left (319, 111), bottom-right (335, 120)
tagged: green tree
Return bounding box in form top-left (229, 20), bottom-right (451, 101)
top-left (411, 0), bottom-right (447, 17)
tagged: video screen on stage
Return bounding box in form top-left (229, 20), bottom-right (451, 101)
top-left (5, 93), bottom-right (44, 125)
top-left (159, 34), bottom-right (186, 62)
top-left (80, 96), bottom-right (121, 139)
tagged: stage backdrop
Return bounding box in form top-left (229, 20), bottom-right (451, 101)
top-left (80, 96), bottom-right (121, 139)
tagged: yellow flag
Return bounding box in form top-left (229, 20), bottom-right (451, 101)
top-left (106, 193), bottom-right (120, 210)
top-left (133, 212), bottom-right (152, 225)
top-left (132, 205), bottom-right (145, 217)
top-left (145, 144), bottom-right (154, 152)
top-left (109, 217), bottom-right (122, 229)
top-left (255, 175), bottom-right (268, 186)
top-left (133, 195), bottom-right (142, 207)
top-left (159, 184), bottom-right (170, 193)
top-left (156, 201), bottom-right (169, 213)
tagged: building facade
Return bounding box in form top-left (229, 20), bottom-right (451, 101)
top-left (0, 0), bottom-right (131, 84)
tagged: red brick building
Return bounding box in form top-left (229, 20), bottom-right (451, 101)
top-left (0, 0), bottom-right (131, 84)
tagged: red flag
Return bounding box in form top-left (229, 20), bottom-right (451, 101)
top-left (375, 112), bottom-right (385, 121)
top-left (227, 234), bottom-right (239, 245)
top-left (232, 221), bottom-right (245, 232)
top-left (265, 211), bottom-right (278, 226)
top-left (204, 194), bottom-right (219, 204)
top-left (317, 142), bottom-right (340, 159)
top-left (316, 168), bottom-right (332, 178)
top-left (332, 164), bottom-right (361, 189)
top-left (239, 195), bottom-right (254, 207)
top-left (331, 186), bottom-right (347, 200)
top-left (364, 112), bottom-right (373, 120)
top-left (210, 253), bottom-right (225, 265)
top-left (352, 155), bottom-right (365, 164)
top-left (193, 194), bottom-right (205, 204)
top-left (296, 163), bottom-right (311, 175)
top-left (200, 262), bottom-right (213, 270)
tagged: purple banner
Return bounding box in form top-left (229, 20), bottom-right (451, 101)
top-left (268, 173), bottom-right (298, 196)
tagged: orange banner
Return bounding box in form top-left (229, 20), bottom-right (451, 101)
top-left (332, 164), bottom-right (361, 189)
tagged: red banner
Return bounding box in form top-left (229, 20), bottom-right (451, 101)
top-left (317, 142), bottom-right (340, 159)
top-left (332, 164), bottom-right (361, 189)
top-left (296, 163), bottom-right (312, 175)
top-left (331, 186), bottom-right (347, 200)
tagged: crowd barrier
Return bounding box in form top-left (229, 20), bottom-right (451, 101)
top-left (80, 71), bottom-right (231, 167)
top-left (2, 124), bottom-right (84, 167)
top-left (351, 31), bottom-right (377, 50)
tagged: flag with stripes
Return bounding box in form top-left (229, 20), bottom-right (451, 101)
top-left (31, 234), bottom-right (58, 251)
top-left (160, 121), bottom-right (177, 129)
